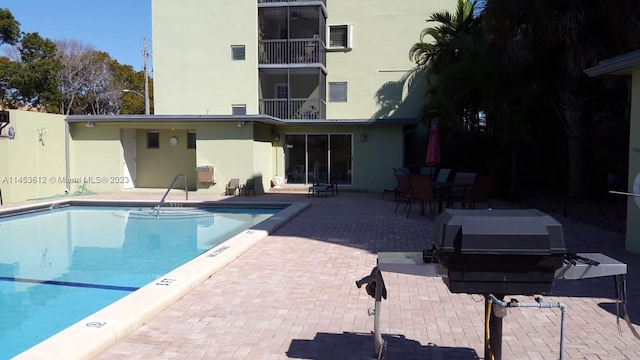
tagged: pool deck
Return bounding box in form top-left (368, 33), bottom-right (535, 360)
top-left (7, 190), bottom-right (640, 359)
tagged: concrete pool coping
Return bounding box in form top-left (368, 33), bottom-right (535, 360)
top-left (7, 198), bottom-right (309, 360)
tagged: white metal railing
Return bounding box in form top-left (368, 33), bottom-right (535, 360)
top-left (259, 39), bottom-right (325, 65)
top-left (156, 174), bottom-right (188, 216)
top-left (260, 98), bottom-right (325, 119)
top-left (258, 0), bottom-right (325, 4)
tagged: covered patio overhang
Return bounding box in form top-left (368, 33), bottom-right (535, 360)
top-left (585, 49), bottom-right (640, 254)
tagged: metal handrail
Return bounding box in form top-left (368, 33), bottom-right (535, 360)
top-left (156, 174), bottom-right (188, 216)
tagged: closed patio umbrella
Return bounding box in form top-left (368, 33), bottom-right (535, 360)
top-left (425, 124), bottom-right (440, 166)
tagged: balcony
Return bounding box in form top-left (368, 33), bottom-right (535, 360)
top-left (258, 0), bottom-right (325, 5)
top-left (259, 39), bottom-right (325, 65)
top-left (260, 98), bottom-right (325, 120)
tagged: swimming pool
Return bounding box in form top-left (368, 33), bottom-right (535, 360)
top-left (0, 200), bottom-right (307, 359)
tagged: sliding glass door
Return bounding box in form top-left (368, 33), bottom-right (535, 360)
top-left (284, 134), bottom-right (352, 185)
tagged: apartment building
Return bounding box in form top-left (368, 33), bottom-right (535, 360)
top-left (147, 0), bottom-right (453, 192)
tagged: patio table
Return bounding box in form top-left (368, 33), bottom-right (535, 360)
top-left (432, 181), bottom-right (474, 211)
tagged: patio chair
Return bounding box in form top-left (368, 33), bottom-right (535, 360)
top-left (313, 175), bottom-right (339, 196)
top-left (419, 166), bottom-right (437, 180)
top-left (470, 174), bottom-right (494, 209)
top-left (225, 178), bottom-right (240, 196)
top-left (382, 168), bottom-right (402, 200)
top-left (449, 172), bottom-right (477, 208)
top-left (393, 172), bottom-right (413, 217)
top-left (434, 168), bottom-right (452, 183)
top-left (432, 168), bottom-right (452, 210)
top-left (241, 178), bottom-right (256, 196)
top-left (409, 174), bottom-right (436, 218)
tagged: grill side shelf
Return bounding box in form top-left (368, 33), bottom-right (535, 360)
top-left (555, 252), bottom-right (627, 279)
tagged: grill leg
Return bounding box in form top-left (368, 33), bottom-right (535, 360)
top-left (485, 295), bottom-right (504, 360)
top-left (356, 267), bottom-right (387, 358)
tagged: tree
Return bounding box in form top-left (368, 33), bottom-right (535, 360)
top-left (11, 32), bottom-right (63, 111)
top-left (0, 9), bottom-right (20, 46)
top-left (482, 1), bottom-right (640, 197)
top-left (57, 39), bottom-right (98, 114)
top-left (410, 0), bottom-right (480, 73)
top-left (110, 60), bottom-right (152, 115)
top-left (0, 56), bottom-right (20, 106)
top-left (56, 39), bottom-right (154, 115)
top-left (0, 9), bottom-right (20, 109)
top-left (409, 0), bottom-right (485, 131)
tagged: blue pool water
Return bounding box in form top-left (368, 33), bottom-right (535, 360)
top-left (0, 205), bottom-right (278, 359)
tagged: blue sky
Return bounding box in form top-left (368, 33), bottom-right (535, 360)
top-left (2, 1), bottom-right (151, 71)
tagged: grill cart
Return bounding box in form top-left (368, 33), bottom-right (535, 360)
top-left (356, 209), bottom-right (628, 360)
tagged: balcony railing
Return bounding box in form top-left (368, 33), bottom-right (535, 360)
top-left (259, 39), bottom-right (325, 65)
top-left (258, 0), bottom-right (325, 5)
top-left (260, 98), bottom-right (325, 119)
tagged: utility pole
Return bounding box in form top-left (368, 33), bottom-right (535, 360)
top-left (143, 37), bottom-right (150, 115)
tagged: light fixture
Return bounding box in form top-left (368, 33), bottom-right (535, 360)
top-left (169, 136), bottom-right (178, 146)
top-left (123, 89), bottom-right (150, 115)
top-left (237, 121), bottom-right (245, 128)
top-left (273, 134), bottom-right (280, 142)
top-left (360, 133), bottom-right (368, 142)
top-left (85, 121), bottom-right (95, 128)
top-left (37, 127), bottom-right (48, 145)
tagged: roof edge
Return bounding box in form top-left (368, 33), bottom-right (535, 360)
top-left (584, 49), bottom-right (640, 77)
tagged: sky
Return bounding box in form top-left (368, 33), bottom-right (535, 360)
top-left (2, 0), bottom-right (152, 71)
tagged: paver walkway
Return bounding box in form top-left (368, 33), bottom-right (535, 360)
top-left (9, 191), bottom-right (640, 359)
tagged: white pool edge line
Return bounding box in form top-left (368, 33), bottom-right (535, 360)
top-left (12, 200), bottom-right (310, 360)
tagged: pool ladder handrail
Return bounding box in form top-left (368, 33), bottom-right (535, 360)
top-left (156, 174), bottom-right (188, 216)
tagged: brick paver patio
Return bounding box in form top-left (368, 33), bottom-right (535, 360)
top-left (8, 191), bottom-right (640, 359)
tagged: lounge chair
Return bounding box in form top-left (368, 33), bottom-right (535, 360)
top-left (225, 178), bottom-right (240, 196)
top-left (308, 180), bottom-right (338, 197)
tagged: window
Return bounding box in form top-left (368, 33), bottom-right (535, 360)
top-left (232, 104), bottom-right (247, 115)
top-left (187, 132), bottom-right (196, 149)
top-left (329, 82), bottom-right (348, 102)
top-left (275, 84), bottom-right (288, 99)
top-left (146, 132), bottom-right (159, 149)
top-left (327, 24), bottom-right (352, 50)
top-left (231, 45), bottom-right (246, 60)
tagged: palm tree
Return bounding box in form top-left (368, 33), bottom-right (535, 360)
top-left (409, 0), bottom-right (480, 72)
top-left (409, 0), bottom-right (484, 130)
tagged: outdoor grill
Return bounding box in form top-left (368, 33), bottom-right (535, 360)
top-left (357, 208), bottom-right (629, 360)
top-left (430, 208), bottom-right (567, 295)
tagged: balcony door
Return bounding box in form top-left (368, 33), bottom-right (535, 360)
top-left (284, 134), bottom-right (352, 186)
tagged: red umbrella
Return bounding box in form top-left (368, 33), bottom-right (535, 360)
top-left (425, 124), bottom-right (440, 166)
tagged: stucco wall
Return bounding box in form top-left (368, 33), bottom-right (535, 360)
top-left (69, 123), bottom-right (126, 193)
top-left (135, 129), bottom-right (197, 189)
top-left (195, 122), bottom-right (259, 194)
top-left (626, 70), bottom-right (640, 253)
top-left (324, 0), bottom-right (452, 119)
top-left (151, 0), bottom-right (450, 120)
top-left (0, 111), bottom-right (66, 204)
top-left (274, 123), bottom-right (404, 192)
top-left (152, 0), bottom-right (259, 115)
